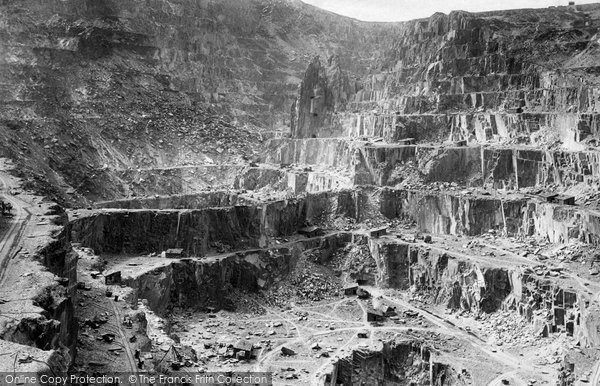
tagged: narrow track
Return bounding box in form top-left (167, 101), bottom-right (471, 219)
top-left (108, 299), bottom-right (141, 385)
top-left (0, 175), bottom-right (32, 287)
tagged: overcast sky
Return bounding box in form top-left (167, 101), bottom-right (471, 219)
top-left (300, 0), bottom-right (600, 21)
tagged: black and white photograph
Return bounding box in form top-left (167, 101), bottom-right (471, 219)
top-left (0, 0), bottom-right (599, 384)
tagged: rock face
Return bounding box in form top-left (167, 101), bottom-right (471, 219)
top-left (94, 191), bottom-right (251, 210)
top-left (291, 55), bottom-right (352, 138)
top-left (71, 208), bottom-right (264, 255)
top-left (124, 232), bottom-right (351, 312)
top-left (368, 237), bottom-right (599, 347)
top-left (263, 3), bottom-right (600, 231)
top-left (82, 186), bottom-right (600, 261)
top-left (288, 7), bottom-right (600, 142)
top-left (71, 193), bottom-right (356, 254)
top-left (368, 238), bottom-right (511, 313)
top-left (127, 246), bottom-right (300, 313)
top-left (328, 339), bottom-right (464, 386)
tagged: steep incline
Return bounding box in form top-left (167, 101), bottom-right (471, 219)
top-left (0, 0), bottom-right (402, 204)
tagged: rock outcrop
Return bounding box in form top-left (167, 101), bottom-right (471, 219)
top-left (368, 237), bottom-right (599, 348)
top-left (127, 246), bottom-right (301, 313)
top-left (327, 339), bottom-right (466, 386)
top-left (291, 55), bottom-right (353, 138)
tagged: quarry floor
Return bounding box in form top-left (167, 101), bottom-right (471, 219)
top-left (70, 226), bottom-right (600, 385)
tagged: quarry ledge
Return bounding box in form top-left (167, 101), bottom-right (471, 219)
top-left (71, 187), bottom-right (600, 252)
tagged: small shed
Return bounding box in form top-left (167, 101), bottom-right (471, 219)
top-left (367, 308), bottom-right (385, 322)
top-left (378, 304), bottom-right (397, 317)
top-left (343, 283), bottom-right (359, 296)
top-left (357, 287), bottom-right (371, 299)
top-left (299, 226), bottom-right (324, 238)
top-left (398, 138), bottom-right (416, 145)
top-left (369, 227), bottom-right (387, 238)
top-left (165, 248), bottom-right (184, 258)
top-left (233, 340), bottom-right (256, 359)
top-left (205, 306), bottom-right (217, 314)
top-left (554, 195), bottom-right (575, 206)
top-left (281, 347), bottom-right (296, 356)
top-left (539, 192), bottom-right (559, 203)
top-left (105, 271), bottom-right (121, 285)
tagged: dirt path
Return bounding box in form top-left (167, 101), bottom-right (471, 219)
top-left (0, 174), bottom-right (32, 286)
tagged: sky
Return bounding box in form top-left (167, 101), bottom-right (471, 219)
top-left (300, 0), bottom-right (600, 22)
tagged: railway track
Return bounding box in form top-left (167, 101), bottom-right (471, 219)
top-left (0, 176), bottom-right (32, 287)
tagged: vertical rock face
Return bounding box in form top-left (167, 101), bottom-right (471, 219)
top-left (368, 237), bottom-right (596, 347)
top-left (292, 57), bottom-right (329, 138)
top-left (71, 193), bottom-right (357, 255)
top-left (82, 188), bottom-right (600, 269)
top-left (70, 208), bottom-right (265, 255)
top-left (523, 201), bottom-right (600, 245)
top-left (329, 339), bottom-right (464, 386)
top-left (271, 4), bottom-right (600, 215)
top-left (369, 239), bottom-right (512, 314)
top-left (291, 7), bottom-right (600, 137)
top-left (127, 246), bottom-right (300, 313)
top-left (417, 146), bottom-right (482, 184)
top-left (291, 55), bottom-right (352, 138)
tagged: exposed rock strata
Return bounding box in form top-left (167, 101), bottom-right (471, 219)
top-left (369, 238), bottom-right (599, 347)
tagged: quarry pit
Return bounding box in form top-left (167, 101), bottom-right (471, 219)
top-left (2, 0), bottom-right (600, 385)
top-left (62, 163), bottom-right (600, 385)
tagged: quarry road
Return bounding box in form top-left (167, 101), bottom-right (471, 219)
top-left (0, 175), bottom-right (32, 286)
top-left (427, 239), bottom-right (534, 269)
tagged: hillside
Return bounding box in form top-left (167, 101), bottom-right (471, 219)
top-left (0, 0), bottom-right (402, 204)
